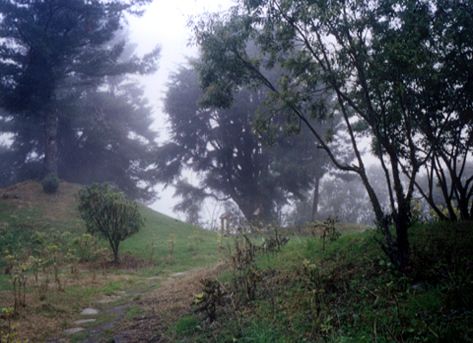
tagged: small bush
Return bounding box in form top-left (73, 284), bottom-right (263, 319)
top-left (41, 174), bottom-right (59, 194)
top-left (78, 183), bottom-right (143, 264)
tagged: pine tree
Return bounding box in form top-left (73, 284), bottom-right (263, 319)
top-left (0, 0), bottom-right (158, 190)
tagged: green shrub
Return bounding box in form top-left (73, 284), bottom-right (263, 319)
top-left (41, 174), bottom-right (59, 194)
top-left (78, 183), bottom-right (143, 264)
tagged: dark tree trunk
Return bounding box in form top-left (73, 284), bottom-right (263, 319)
top-left (112, 241), bottom-right (120, 264)
top-left (236, 196), bottom-right (273, 227)
top-left (311, 176), bottom-right (320, 221)
top-left (44, 110), bottom-right (59, 177)
top-left (394, 209), bottom-right (410, 271)
top-left (470, 199), bottom-right (473, 219)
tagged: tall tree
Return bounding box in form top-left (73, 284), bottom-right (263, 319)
top-left (0, 77), bottom-right (159, 201)
top-left (191, 0), bottom-right (472, 269)
top-left (157, 63), bottom-right (330, 224)
top-left (0, 0), bottom-right (158, 184)
top-left (411, 0), bottom-right (473, 221)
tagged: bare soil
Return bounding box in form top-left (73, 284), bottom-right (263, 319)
top-left (0, 180), bottom-right (82, 221)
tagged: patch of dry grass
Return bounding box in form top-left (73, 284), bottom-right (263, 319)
top-left (113, 263), bottom-right (227, 342)
top-left (0, 180), bottom-right (82, 223)
top-left (0, 264), bottom-right (139, 342)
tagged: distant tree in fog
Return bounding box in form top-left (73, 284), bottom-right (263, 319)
top-left (288, 166), bottom-right (390, 226)
top-left (157, 64), bottom-right (331, 224)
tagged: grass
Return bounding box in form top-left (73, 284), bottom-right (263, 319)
top-left (174, 314), bottom-right (200, 336)
top-left (122, 206), bottom-right (222, 273)
top-left (177, 221), bottom-right (473, 342)
top-left (126, 305), bottom-right (145, 320)
top-left (0, 181), bottom-right (223, 274)
top-left (0, 181), bottom-right (224, 341)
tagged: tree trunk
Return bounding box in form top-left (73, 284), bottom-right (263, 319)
top-left (311, 176), bottom-right (320, 221)
top-left (394, 209), bottom-right (410, 271)
top-left (112, 243), bottom-right (120, 264)
top-left (44, 110), bottom-right (59, 177)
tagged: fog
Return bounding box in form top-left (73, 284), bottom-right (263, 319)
top-left (127, 0), bottom-right (233, 219)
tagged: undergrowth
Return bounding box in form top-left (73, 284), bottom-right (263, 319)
top-left (176, 221), bottom-right (473, 342)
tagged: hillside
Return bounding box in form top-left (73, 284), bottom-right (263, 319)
top-left (171, 222), bottom-right (473, 342)
top-left (1, 181), bottom-right (472, 342)
top-left (0, 181), bottom-right (219, 270)
top-left (0, 181), bottom-right (223, 342)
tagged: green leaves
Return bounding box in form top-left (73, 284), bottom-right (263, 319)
top-left (78, 183), bottom-right (143, 262)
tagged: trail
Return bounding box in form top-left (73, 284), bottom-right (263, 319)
top-left (60, 263), bottom-right (224, 343)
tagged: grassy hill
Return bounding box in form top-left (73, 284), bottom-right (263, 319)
top-left (172, 221), bottom-right (473, 342)
top-left (0, 181), bottom-right (223, 341)
top-left (0, 181), bottom-right (221, 274)
top-left (3, 181), bottom-right (472, 342)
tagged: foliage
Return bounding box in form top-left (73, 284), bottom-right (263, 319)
top-left (289, 166), bottom-right (391, 226)
top-left (193, 278), bottom-right (225, 322)
top-left (0, 190), bottom-right (226, 341)
top-left (0, 0), bottom-right (159, 196)
top-left (312, 216), bottom-right (341, 251)
top-left (261, 234), bottom-right (288, 254)
top-left (181, 222), bottom-right (473, 342)
top-left (0, 307), bottom-right (20, 343)
top-left (41, 174), bottom-right (59, 194)
top-left (72, 234), bottom-right (104, 263)
top-left (78, 184), bottom-right (143, 263)
top-left (192, 0), bottom-right (473, 269)
top-left (158, 63), bottom-right (331, 224)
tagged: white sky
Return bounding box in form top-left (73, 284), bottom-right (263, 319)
top-left (127, 0), bottom-right (233, 218)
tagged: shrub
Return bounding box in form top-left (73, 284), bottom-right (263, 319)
top-left (193, 278), bottom-right (225, 322)
top-left (41, 174), bottom-right (59, 194)
top-left (78, 184), bottom-right (143, 264)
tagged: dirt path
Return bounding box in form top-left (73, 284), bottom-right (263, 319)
top-left (63, 263), bottom-right (225, 343)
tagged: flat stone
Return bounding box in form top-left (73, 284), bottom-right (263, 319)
top-left (74, 319), bottom-right (96, 325)
top-left (80, 308), bottom-right (99, 315)
top-left (64, 327), bottom-right (84, 335)
top-left (171, 272), bottom-right (186, 277)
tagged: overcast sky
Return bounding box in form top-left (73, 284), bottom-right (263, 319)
top-left (127, 0), bottom-right (233, 218)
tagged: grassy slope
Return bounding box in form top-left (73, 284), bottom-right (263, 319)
top-left (0, 181), bottom-right (223, 341)
top-left (123, 206), bottom-right (221, 272)
top-left (175, 222), bottom-right (473, 342)
top-left (0, 180), bottom-right (220, 263)
top-left (0, 180), bottom-right (221, 290)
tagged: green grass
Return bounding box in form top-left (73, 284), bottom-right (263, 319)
top-left (126, 305), bottom-right (144, 320)
top-left (0, 183), bottom-right (222, 274)
top-left (174, 314), bottom-right (200, 336)
top-left (122, 206), bottom-right (222, 273)
top-left (180, 222), bottom-right (473, 342)
top-left (0, 181), bottom-right (225, 341)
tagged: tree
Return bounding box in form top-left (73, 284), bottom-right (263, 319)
top-left (0, 77), bottom-right (159, 200)
top-left (61, 79), bottom-right (159, 201)
top-left (78, 183), bottom-right (143, 264)
top-left (192, 0), bottom-right (471, 269)
top-left (157, 63), bottom-right (331, 224)
top-left (0, 0), bottom-right (158, 185)
top-left (409, 0), bottom-right (473, 221)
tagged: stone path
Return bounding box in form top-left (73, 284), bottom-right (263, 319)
top-left (64, 308), bottom-right (100, 336)
top-left (61, 265), bottom-right (224, 342)
top-left (80, 308), bottom-right (99, 316)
